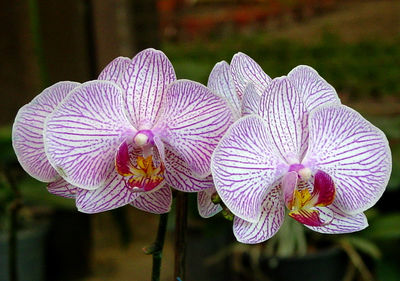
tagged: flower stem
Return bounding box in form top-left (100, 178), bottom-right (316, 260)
top-left (145, 213), bottom-right (169, 281)
top-left (174, 192), bottom-right (188, 280)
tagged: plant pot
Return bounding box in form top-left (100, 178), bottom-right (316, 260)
top-left (45, 209), bottom-right (91, 281)
top-left (0, 222), bottom-right (48, 281)
top-left (257, 247), bottom-right (348, 281)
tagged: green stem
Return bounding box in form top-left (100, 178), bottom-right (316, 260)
top-left (174, 192), bottom-right (188, 280)
top-left (151, 213), bottom-right (169, 281)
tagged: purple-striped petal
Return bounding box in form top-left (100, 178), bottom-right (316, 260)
top-left (47, 177), bottom-right (78, 199)
top-left (197, 187), bottom-right (223, 218)
top-left (211, 115), bottom-right (285, 223)
top-left (259, 77), bottom-right (307, 164)
top-left (303, 105), bottom-right (392, 214)
top-left (242, 83), bottom-right (260, 116)
top-left (233, 184), bottom-right (285, 244)
top-left (207, 61), bottom-right (241, 119)
top-left (44, 81), bottom-right (135, 190)
top-left (230, 52), bottom-right (271, 97)
top-left (120, 48), bottom-right (176, 128)
top-left (12, 82), bottom-right (80, 182)
top-left (288, 65), bottom-right (340, 112)
top-left (98, 56), bottom-right (131, 83)
top-left (163, 144), bottom-right (214, 192)
top-left (76, 170), bottom-right (138, 213)
top-left (130, 184), bottom-right (172, 214)
top-left (158, 80), bottom-right (233, 177)
top-left (306, 204), bottom-right (368, 234)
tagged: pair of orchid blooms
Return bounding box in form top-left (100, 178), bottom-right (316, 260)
top-left (12, 48), bottom-right (391, 244)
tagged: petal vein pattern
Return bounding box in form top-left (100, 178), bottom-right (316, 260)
top-left (306, 205), bottom-right (368, 234)
top-left (212, 115), bottom-right (284, 223)
top-left (304, 105), bottom-right (392, 214)
top-left (288, 65), bottom-right (341, 112)
top-left (12, 81), bottom-right (80, 182)
top-left (233, 184), bottom-right (285, 244)
top-left (44, 81), bottom-right (134, 189)
top-left (47, 177), bottom-right (77, 199)
top-left (160, 80), bottom-right (233, 177)
top-left (197, 187), bottom-right (223, 218)
top-left (121, 48), bottom-right (176, 128)
top-left (230, 52), bottom-right (271, 97)
top-left (242, 83), bottom-right (260, 116)
top-left (131, 184), bottom-right (172, 214)
top-left (98, 56), bottom-right (131, 83)
top-left (207, 61), bottom-right (241, 119)
top-left (76, 170), bottom-right (138, 213)
top-left (259, 77), bottom-right (306, 163)
top-left (164, 144), bottom-right (214, 192)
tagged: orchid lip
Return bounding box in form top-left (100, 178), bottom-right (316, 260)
top-left (115, 140), bottom-right (165, 193)
top-left (284, 170), bottom-right (336, 227)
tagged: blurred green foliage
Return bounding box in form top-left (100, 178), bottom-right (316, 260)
top-left (164, 34), bottom-right (400, 99)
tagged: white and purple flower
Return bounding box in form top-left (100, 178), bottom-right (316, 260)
top-left (211, 55), bottom-right (392, 244)
top-left (197, 53), bottom-right (272, 218)
top-left (12, 48), bottom-right (233, 214)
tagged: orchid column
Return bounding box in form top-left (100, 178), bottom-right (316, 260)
top-left (12, 49), bottom-right (233, 279)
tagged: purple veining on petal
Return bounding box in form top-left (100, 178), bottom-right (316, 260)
top-left (207, 61), bottom-right (241, 119)
top-left (241, 83), bottom-right (260, 116)
top-left (12, 81), bottom-right (80, 182)
top-left (303, 105), bottom-right (392, 214)
top-left (306, 204), bottom-right (368, 234)
top-left (197, 187), bottom-right (222, 218)
top-left (233, 184), bottom-right (285, 244)
top-left (76, 170), bottom-right (138, 214)
top-left (164, 144), bottom-right (214, 192)
top-left (288, 65), bottom-right (341, 160)
top-left (131, 184), bottom-right (172, 214)
top-left (211, 115), bottom-right (285, 223)
top-left (98, 56), bottom-right (131, 83)
top-left (44, 81), bottom-right (135, 190)
top-left (157, 80), bottom-right (233, 177)
top-left (259, 77), bottom-right (307, 164)
top-left (76, 168), bottom-right (139, 214)
top-left (288, 65), bottom-right (341, 112)
top-left (47, 177), bottom-right (78, 199)
top-left (230, 52), bottom-right (272, 97)
top-left (120, 48), bottom-right (176, 128)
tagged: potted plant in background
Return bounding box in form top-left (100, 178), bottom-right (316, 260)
top-left (0, 126), bottom-right (49, 281)
top-left (0, 126), bottom-right (92, 281)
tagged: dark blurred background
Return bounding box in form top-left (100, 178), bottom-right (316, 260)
top-left (0, 0), bottom-right (399, 280)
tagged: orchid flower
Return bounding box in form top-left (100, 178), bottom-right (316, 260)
top-left (211, 59), bottom-right (392, 244)
top-left (198, 53), bottom-right (273, 218)
top-left (12, 48), bottom-right (233, 214)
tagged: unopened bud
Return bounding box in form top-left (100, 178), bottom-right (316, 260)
top-left (211, 192), bottom-right (221, 204)
top-left (221, 208), bottom-right (234, 221)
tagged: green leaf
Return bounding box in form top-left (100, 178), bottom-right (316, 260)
top-left (363, 213), bottom-right (400, 240)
